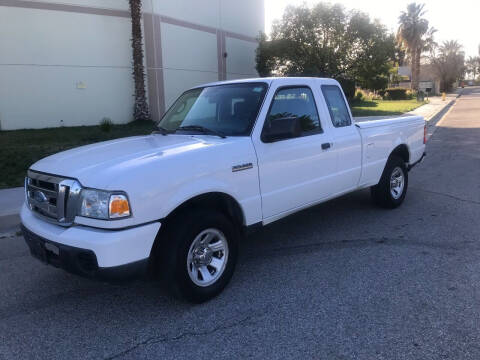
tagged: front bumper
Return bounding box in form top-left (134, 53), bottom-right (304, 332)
top-left (20, 204), bottom-right (161, 280)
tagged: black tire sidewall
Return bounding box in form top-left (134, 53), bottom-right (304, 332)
top-left (373, 156), bottom-right (408, 208)
top-left (164, 210), bottom-right (239, 303)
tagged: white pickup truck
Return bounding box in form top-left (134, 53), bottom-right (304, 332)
top-left (21, 77), bottom-right (426, 302)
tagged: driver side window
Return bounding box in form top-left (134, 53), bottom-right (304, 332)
top-left (264, 86), bottom-right (322, 139)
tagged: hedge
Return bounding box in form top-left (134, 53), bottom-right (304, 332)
top-left (383, 88), bottom-right (408, 100)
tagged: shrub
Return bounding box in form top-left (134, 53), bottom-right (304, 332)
top-left (99, 117), bottom-right (113, 132)
top-left (405, 89), bottom-right (417, 100)
top-left (383, 88), bottom-right (408, 100)
top-left (337, 77), bottom-right (356, 100)
top-left (354, 89), bottom-right (365, 101)
top-left (354, 89), bottom-right (383, 102)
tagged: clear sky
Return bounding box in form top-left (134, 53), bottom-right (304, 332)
top-left (264, 0), bottom-right (479, 58)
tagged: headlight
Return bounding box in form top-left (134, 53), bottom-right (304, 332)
top-left (79, 189), bottom-right (131, 220)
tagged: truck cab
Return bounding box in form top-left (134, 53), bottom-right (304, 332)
top-left (22, 77), bottom-right (426, 302)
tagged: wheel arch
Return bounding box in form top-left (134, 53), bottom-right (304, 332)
top-left (148, 191), bottom-right (246, 275)
top-left (389, 143), bottom-right (410, 164)
top-left (163, 192), bottom-right (246, 228)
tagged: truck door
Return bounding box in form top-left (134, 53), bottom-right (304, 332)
top-left (252, 82), bottom-right (337, 221)
top-left (320, 85), bottom-right (362, 193)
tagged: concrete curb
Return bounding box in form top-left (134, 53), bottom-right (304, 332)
top-left (424, 99), bottom-right (455, 142)
top-left (425, 91), bottom-right (462, 141)
top-left (427, 99), bottom-right (456, 128)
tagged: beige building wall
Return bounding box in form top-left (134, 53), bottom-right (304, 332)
top-left (0, 0), bottom-right (263, 130)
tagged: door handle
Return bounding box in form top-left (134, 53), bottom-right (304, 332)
top-left (321, 142), bottom-right (331, 150)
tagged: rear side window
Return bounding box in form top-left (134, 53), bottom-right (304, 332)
top-left (322, 85), bottom-right (352, 128)
top-left (265, 86), bottom-right (322, 137)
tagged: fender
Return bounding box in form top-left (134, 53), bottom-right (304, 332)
top-left (163, 179), bottom-right (239, 217)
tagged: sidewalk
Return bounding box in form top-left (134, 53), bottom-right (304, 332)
top-left (0, 187), bottom-right (23, 234)
top-left (409, 94), bottom-right (458, 120)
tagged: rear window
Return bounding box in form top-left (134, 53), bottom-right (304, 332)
top-left (321, 85), bottom-right (352, 128)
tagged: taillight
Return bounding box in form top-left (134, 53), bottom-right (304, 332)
top-left (423, 124), bottom-right (427, 144)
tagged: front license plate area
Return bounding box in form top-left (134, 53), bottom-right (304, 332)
top-left (45, 242), bottom-right (60, 256)
top-left (22, 227), bottom-right (61, 265)
top-left (26, 233), bottom-right (48, 263)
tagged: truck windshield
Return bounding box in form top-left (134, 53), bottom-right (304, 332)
top-left (158, 83), bottom-right (268, 136)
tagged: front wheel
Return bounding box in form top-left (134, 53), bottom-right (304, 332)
top-left (371, 156), bottom-right (408, 208)
top-left (157, 210), bottom-right (239, 303)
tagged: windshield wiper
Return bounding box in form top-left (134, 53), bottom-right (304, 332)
top-left (152, 126), bottom-right (173, 135)
top-left (176, 125), bottom-right (226, 138)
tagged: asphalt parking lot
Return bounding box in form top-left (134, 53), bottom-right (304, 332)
top-left (1, 87), bottom-right (479, 359)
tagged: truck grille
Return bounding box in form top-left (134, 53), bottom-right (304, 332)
top-left (25, 170), bottom-right (82, 226)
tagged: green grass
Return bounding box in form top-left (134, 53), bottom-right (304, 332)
top-left (0, 121), bottom-right (155, 189)
top-left (351, 99), bottom-right (427, 117)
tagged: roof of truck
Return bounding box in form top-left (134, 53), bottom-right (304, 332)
top-left (194, 77), bottom-right (340, 89)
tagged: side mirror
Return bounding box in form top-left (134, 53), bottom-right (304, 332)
top-left (262, 116), bottom-right (302, 143)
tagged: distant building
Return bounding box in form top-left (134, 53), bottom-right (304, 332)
top-left (0, 0), bottom-right (264, 130)
top-left (396, 65), bottom-right (440, 95)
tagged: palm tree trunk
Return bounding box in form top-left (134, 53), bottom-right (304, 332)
top-left (414, 46), bottom-right (421, 91)
top-left (129, 0), bottom-right (151, 121)
top-left (410, 47), bottom-right (417, 90)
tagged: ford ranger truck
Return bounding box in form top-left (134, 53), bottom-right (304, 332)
top-left (21, 77), bottom-right (426, 302)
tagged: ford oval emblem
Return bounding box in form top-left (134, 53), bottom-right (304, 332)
top-left (33, 190), bottom-right (48, 203)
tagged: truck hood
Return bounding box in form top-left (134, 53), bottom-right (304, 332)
top-left (30, 134), bottom-right (216, 189)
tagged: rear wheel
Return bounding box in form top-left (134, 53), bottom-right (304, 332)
top-left (371, 156), bottom-right (408, 208)
top-left (156, 209), bottom-right (238, 303)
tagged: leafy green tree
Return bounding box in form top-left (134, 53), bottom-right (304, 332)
top-left (347, 13), bottom-right (396, 90)
top-left (256, 3), bottom-right (396, 92)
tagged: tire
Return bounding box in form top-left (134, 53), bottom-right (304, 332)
top-left (156, 209), bottom-right (239, 303)
top-left (371, 156), bottom-right (408, 208)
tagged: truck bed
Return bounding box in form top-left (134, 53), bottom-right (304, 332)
top-left (355, 115), bottom-right (425, 187)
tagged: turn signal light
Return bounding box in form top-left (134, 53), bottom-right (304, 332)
top-left (423, 124), bottom-right (427, 144)
top-left (109, 195), bottom-right (131, 218)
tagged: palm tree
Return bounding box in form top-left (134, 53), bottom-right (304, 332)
top-left (431, 40), bottom-right (465, 91)
top-left (129, 0), bottom-right (151, 121)
top-left (438, 40), bottom-right (464, 58)
top-left (418, 26), bottom-right (436, 66)
top-left (466, 56), bottom-right (479, 80)
top-left (397, 3), bottom-right (431, 91)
